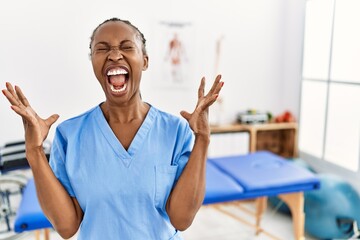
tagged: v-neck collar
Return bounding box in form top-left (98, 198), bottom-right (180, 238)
top-left (94, 104), bottom-right (157, 168)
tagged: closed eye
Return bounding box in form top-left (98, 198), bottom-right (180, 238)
top-left (96, 48), bottom-right (110, 52)
top-left (121, 46), bottom-right (134, 51)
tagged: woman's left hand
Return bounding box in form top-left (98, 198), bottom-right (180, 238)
top-left (180, 74), bottom-right (223, 138)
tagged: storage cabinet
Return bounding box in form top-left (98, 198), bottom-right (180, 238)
top-left (210, 122), bottom-right (298, 158)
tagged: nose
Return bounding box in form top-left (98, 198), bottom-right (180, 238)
top-left (108, 47), bottom-right (123, 61)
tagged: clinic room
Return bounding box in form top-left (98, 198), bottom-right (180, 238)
top-left (0, 0), bottom-right (359, 239)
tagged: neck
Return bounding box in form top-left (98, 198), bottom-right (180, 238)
top-left (100, 100), bottom-right (149, 124)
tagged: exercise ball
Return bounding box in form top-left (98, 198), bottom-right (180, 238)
top-left (305, 173), bottom-right (360, 239)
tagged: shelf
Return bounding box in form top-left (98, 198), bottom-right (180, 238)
top-left (210, 122), bottom-right (298, 158)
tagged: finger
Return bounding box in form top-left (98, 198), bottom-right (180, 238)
top-left (15, 85), bottom-right (30, 107)
top-left (2, 88), bottom-right (23, 107)
top-left (198, 77), bottom-right (205, 98)
top-left (5, 82), bottom-right (25, 107)
top-left (180, 111), bottom-right (191, 121)
top-left (5, 82), bottom-right (16, 96)
top-left (198, 94), bottom-right (219, 111)
top-left (206, 74), bottom-right (222, 96)
top-left (207, 93), bottom-right (219, 106)
top-left (45, 114), bottom-right (60, 127)
top-left (213, 80), bottom-right (224, 95)
top-left (5, 82), bottom-right (22, 105)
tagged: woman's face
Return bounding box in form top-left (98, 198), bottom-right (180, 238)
top-left (90, 21), bottom-right (148, 105)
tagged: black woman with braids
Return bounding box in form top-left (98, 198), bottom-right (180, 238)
top-left (2, 18), bottom-right (223, 239)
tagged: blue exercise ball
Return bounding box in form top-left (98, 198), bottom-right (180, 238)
top-left (305, 173), bottom-right (360, 239)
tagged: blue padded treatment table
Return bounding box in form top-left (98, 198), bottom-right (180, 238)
top-left (205, 161), bottom-right (245, 204)
top-left (14, 179), bottom-right (52, 240)
top-left (204, 151), bottom-right (320, 240)
top-left (205, 151), bottom-right (320, 202)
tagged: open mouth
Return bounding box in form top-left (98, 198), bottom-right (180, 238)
top-left (106, 67), bottom-right (129, 93)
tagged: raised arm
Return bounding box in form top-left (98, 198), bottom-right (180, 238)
top-left (2, 82), bottom-right (83, 238)
top-left (166, 75), bottom-right (224, 230)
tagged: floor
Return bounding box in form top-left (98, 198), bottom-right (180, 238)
top-left (1, 198), bottom-right (318, 240)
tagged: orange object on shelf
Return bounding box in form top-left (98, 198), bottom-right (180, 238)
top-left (274, 111), bottom-right (296, 123)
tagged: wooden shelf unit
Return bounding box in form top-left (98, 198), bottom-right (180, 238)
top-left (210, 122), bottom-right (298, 158)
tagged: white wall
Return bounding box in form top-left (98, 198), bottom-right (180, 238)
top-left (0, 0), bottom-right (305, 145)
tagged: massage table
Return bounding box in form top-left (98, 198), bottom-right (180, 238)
top-left (14, 179), bottom-right (52, 240)
top-left (13, 151), bottom-right (319, 240)
top-left (204, 151), bottom-right (320, 240)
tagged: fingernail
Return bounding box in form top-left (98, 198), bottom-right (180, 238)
top-left (2, 90), bottom-right (5, 95)
top-left (221, 82), bottom-right (224, 87)
top-left (215, 94), bottom-right (219, 99)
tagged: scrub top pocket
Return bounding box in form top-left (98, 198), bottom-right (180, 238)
top-left (155, 165), bottom-right (178, 211)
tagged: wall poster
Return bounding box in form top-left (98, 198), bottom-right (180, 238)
top-left (154, 21), bottom-right (194, 89)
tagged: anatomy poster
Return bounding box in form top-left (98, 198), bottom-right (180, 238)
top-left (154, 21), bottom-right (195, 89)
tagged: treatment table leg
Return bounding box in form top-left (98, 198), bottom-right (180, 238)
top-left (34, 228), bottom-right (50, 240)
top-left (255, 197), bottom-right (267, 235)
top-left (278, 192), bottom-right (305, 240)
top-left (44, 228), bottom-right (50, 240)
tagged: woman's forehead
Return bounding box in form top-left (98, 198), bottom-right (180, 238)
top-left (94, 21), bottom-right (137, 42)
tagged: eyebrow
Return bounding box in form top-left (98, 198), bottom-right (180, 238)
top-left (94, 41), bottom-right (109, 47)
top-left (94, 40), bottom-right (135, 47)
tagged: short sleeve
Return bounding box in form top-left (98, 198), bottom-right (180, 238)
top-left (173, 121), bottom-right (194, 182)
top-left (49, 128), bottom-right (76, 197)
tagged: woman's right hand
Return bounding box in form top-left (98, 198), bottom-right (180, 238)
top-left (2, 82), bottom-right (59, 150)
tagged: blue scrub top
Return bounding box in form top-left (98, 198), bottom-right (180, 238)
top-left (49, 104), bottom-right (194, 240)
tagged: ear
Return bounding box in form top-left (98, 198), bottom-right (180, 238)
top-left (142, 55), bottom-right (149, 71)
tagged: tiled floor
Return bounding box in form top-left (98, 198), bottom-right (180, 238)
top-left (1, 200), bottom-right (318, 240)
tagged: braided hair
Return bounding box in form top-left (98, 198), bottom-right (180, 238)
top-left (89, 18), bottom-right (147, 55)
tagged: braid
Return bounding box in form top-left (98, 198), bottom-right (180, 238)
top-left (89, 17), bottom-right (147, 55)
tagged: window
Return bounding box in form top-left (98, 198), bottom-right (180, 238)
top-left (299, 0), bottom-right (360, 176)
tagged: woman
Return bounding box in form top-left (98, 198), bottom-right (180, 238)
top-left (2, 18), bottom-right (223, 239)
